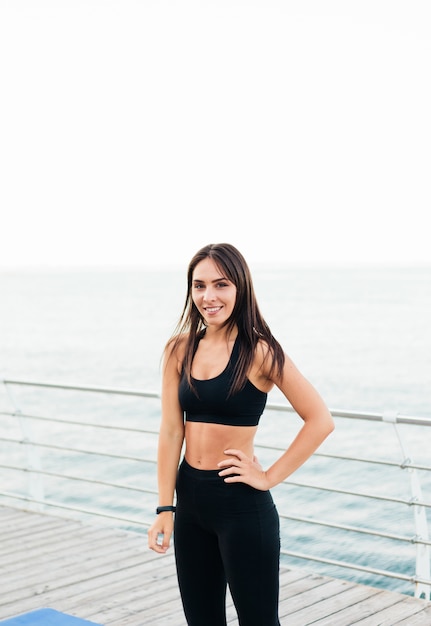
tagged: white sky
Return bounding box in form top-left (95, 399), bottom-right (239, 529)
top-left (1, 0), bottom-right (430, 269)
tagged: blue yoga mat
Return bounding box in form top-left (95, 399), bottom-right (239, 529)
top-left (0, 609), bottom-right (102, 625)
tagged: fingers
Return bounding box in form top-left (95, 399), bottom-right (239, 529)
top-left (148, 534), bottom-right (170, 553)
top-left (217, 450), bottom-right (269, 491)
top-left (147, 526), bottom-right (172, 553)
top-left (219, 450), bottom-right (261, 469)
top-left (217, 449), bottom-right (250, 478)
top-left (223, 448), bottom-right (243, 460)
top-left (217, 449), bottom-right (243, 470)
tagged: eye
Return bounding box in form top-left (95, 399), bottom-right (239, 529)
top-left (216, 282), bottom-right (229, 288)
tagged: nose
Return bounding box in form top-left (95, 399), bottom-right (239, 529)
top-left (203, 285), bottom-right (217, 302)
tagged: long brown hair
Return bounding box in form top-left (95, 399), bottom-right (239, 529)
top-left (169, 243), bottom-right (285, 395)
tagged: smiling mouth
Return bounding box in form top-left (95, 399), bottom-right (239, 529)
top-left (204, 306), bottom-right (222, 313)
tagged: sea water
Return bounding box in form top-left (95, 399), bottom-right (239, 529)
top-left (1, 265), bottom-right (430, 596)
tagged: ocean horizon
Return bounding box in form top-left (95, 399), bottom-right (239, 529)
top-left (1, 264), bottom-right (430, 416)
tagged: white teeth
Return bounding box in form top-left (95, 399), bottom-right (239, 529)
top-left (206, 307), bottom-right (221, 312)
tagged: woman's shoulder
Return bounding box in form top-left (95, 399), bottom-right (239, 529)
top-left (252, 335), bottom-right (286, 378)
top-left (165, 333), bottom-right (188, 359)
top-left (162, 334), bottom-right (188, 379)
top-left (252, 337), bottom-right (273, 365)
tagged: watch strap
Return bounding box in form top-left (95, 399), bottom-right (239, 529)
top-left (156, 505), bottom-right (176, 514)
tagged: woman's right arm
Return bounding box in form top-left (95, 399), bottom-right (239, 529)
top-left (147, 340), bottom-right (185, 553)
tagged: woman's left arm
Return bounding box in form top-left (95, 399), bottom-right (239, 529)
top-left (219, 352), bottom-right (334, 490)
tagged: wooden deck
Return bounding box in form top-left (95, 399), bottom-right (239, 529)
top-left (0, 506), bottom-right (430, 626)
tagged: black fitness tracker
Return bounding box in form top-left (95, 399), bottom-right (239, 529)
top-left (156, 505), bottom-right (176, 514)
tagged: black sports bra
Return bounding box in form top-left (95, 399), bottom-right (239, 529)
top-left (178, 335), bottom-right (267, 427)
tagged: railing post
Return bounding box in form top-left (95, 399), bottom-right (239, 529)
top-left (387, 411), bottom-right (431, 600)
top-left (4, 382), bottom-right (45, 511)
top-left (408, 468), bottom-right (431, 600)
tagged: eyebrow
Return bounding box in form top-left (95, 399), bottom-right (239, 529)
top-left (192, 276), bottom-right (228, 284)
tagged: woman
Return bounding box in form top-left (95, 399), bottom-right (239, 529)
top-left (148, 243), bottom-right (334, 626)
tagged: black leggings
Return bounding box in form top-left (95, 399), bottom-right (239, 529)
top-left (174, 458), bottom-right (281, 626)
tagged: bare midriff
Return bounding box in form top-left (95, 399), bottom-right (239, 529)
top-left (184, 421), bottom-right (258, 470)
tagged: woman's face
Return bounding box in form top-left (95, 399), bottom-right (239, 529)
top-left (191, 257), bottom-right (237, 328)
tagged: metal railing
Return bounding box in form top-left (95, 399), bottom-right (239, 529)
top-left (1, 378), bottom-right (430, 600)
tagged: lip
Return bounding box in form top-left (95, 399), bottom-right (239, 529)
top-left (204, 306), bottom-right (222, 314)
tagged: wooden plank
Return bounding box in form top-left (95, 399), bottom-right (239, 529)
top-left (393, 603), bottom-right (431, 625)
top-left (279, 577), bottom-right (358, 617)
top-left (310, 589), bottom-right (404, 625)
top-left (0, 506), bottom-right (430, 626)
top-left (1, 535), bottom-right (152, 604)
top-left (352, 594), bottom-right (431, 625)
